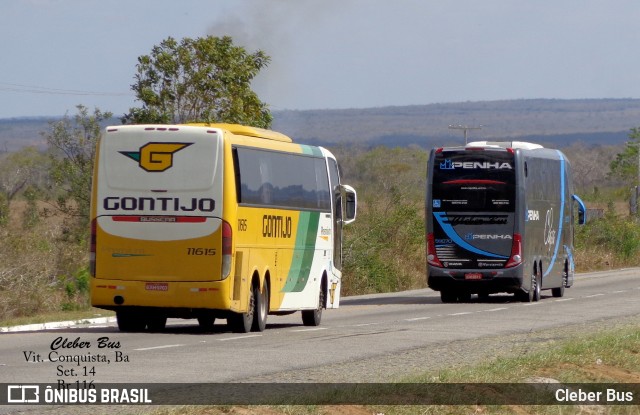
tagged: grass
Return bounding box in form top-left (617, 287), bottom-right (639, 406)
top-left (0, 308), bottom-right (114, 328)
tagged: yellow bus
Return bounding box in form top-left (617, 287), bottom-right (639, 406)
top-left (90, 123), bottom-right (356, 333)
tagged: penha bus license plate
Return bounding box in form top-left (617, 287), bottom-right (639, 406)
top-left (464, 273), bottom-right (483, 280)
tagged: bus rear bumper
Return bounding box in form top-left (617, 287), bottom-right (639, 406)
top-left (90, 278), bottom-right (232, 316)
top-left (427, 265), bottom-right (524, 295)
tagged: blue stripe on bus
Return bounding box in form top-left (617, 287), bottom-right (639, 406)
top-left (543, 151), bottom-right (565, 277)
top-left (432, 212), bottom-right (509, 259)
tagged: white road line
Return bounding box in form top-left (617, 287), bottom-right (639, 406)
top-left (291, 327), bottom-right (328, 332)
top-left (353, 323), bottom-right (380, 327)
top-left (483, 307), bottom-right (509, 312)
top-left (134, 344), bottom-right (185, 351)
top-left (609, 290), bottom-right (626, 294)
top-left (449, 312), bottom-right (473, 316)
top-left (218, 334), bottom-right (263, 341)
top-left (405, 317), bottom-right (431, 321)
top-left (555, 298), bottom-right (574, 302)
top-left (585, 294), bottom-right (605, 298)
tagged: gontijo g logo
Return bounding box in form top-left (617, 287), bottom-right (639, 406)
top-left (120, 142), bottom-right (193, 172)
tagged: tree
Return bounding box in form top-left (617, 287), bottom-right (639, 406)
top-left (45, 105), bottom-right (112, 231)
top-left (124, 36), bottom-right (272, 128)
top-left (0, 147), bottom-right (48, 227)
top-left (0, 146), bottom-right (46, 202)
top-left (610, 127), bottom-right (640, 186)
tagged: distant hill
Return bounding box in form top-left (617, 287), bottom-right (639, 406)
top-left (2, 99), bottom-right (639, 152)
top-left (272, 98), bottom-right (640, 148)
top-left (0, 117), bottom-right (56, 151)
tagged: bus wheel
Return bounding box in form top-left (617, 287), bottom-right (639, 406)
top-left (302, 286), bottom-right (325, 326)
top-left (457, 292), bottom-right (472, 303)
top-left (197, 316), bottom-right (216, 332)
top-left (116, 311), bottom-right (145, 332)
top-left (518, 270), bottom-right (540, 303)
top-left (440, 290), bottom-right (457, 303)
top-left (552, 263), bottom-right (567, 298)
top-left (551, 284), bottom-right (565, 298)
top-left (228, 284), bottom-right (256, 333)
top-left (252, 282), bottom-right (268, 332)
top-left (147, 316), bottom-right (167, 332)
top-left (532, 271), bottom-right (541, 302)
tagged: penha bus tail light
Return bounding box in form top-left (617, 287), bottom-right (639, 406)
top-left (426, 233), bottom-right (443, 267)
top-left (505, 233), bottom-right (522, 268)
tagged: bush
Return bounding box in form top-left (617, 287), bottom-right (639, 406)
top-left (575, 211), bottom-right (640, 270)
top-left (0, 203), bottom-right (90, 320)
top-left (337, 146), bottom-right (428, 295)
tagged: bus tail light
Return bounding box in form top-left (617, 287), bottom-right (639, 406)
top-left (221, 220), bottom-right (232, 279)
top-left (90, 219), bottom-right (97, 277)
top-left (426, 233), bottom-right (443, 267)
top-left (505, 233), bottom-right (522, 268)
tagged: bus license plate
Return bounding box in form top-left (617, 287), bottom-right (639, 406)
top-left (465, 273), bottom-right (483, 280)
top-left (145, 282), bottom-right (169, 291)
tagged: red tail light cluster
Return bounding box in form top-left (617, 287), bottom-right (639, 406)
top-left (221, 220), bottom-right (232, 278)
top-left (90, 219), bottom-right (97, 277)
top-left (505, 233), bottom-right (522, 268)
top-left (426, 233), bottom-right (443, 267)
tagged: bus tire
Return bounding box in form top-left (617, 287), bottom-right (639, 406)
top-left (116, 311), bottom-right (146, 332)
top-left (440, 290), bottom-right (457, 303)
top-left (457, 292), bottom-right (472, 303)
top-left (252, 282), bottom-right (268, 332)
top-left (551, 284), bottom-right (564, 298)
top-left (197, 316), bottom-right (216, 332)
top-left (518, 269), bottom-right (540, 303)
top-left (552, 263), bottom-right (567, 298)
top-left (302, 284), bottom-right (325, 326)
top-left (228, 284), bottom-right (256, 333)
top-left (147, 315), bottom-right (167, 332)
top-left (533, 270), bottom-right (541, 302)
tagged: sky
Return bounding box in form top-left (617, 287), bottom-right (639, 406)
top-left (1, 0), bottom-right (639, 118)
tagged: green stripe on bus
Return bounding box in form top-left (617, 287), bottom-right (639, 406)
top-left (282, 211), bottom-right (320, 293)
top-left (300, 144), bottom-right (323, 157)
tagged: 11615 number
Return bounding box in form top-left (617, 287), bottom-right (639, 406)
top-left (186, 248), bottom-right (216, 256)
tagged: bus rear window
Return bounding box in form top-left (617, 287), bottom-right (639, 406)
top-left (432, 151), bottom-right (515, 212)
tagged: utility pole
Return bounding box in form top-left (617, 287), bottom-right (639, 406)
top-left (448, 124), bottom-right (482, 145)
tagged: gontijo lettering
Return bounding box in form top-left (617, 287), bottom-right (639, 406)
top-left (263, 215), bottom-right (293, 238)
top-left (103, 197), bottom-right (215, 212)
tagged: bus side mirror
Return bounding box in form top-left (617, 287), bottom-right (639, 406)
top-left (341, 185), bottom-right (357, 225)
top-left (572, 194), bottom-right (587, 225)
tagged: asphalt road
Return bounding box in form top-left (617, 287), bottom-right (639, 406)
top-left (1, 268), bottom-right (638, 387)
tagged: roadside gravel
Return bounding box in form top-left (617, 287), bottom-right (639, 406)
top-left (241, 314), bottom-right (640, 383)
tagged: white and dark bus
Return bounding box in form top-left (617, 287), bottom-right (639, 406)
top-left (425, 141), bottom-right (586, 303)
